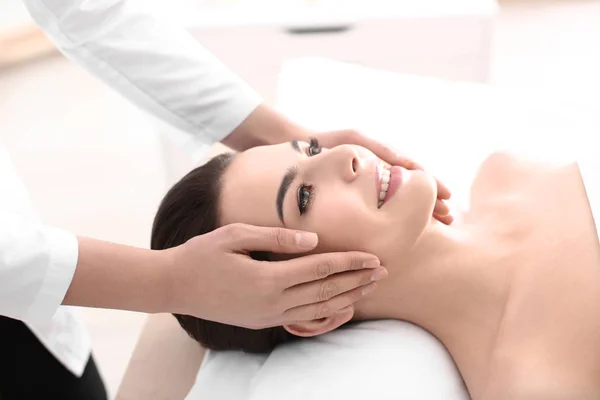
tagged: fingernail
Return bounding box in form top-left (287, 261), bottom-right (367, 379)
top-left (362, 282), bottom-right (377, 296)
top-left (371, 267), bottom-right (388, 282)
top-left (296, 232), bottom-right (318, 248)
top-left (362, 259), bottom-right (380, 269)
top-left (336, 305), bottom-right (353, 314)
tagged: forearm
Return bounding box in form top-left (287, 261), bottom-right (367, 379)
top-left (23, 1), bottom-right (316, 154)
top-left (23, 0), bottom-right (261, 148)
top-left (222, 104), bottom-right (314, 151)
top-left (63, 236), bottom-right (172, 314)
top-left (117, 313), bottom-right (205, 400)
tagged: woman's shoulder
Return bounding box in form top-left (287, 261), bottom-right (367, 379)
top-left (470, 151), bottom-right (527, 198)
top-left (481, 148), bottom-right (578, 171)
top-left (475, 149), bottom-right (580, 188)
top-left (467, 149), bottom-right (580, 218)
top-left (479, 151), bottom-right (522, 175)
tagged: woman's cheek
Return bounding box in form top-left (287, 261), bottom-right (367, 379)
top-left (310, 195), bottom-right (372, 251)
top-left (318, 217), bottom-right (372, 252)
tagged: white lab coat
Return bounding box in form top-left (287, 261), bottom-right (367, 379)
top-left (0, 145), bottom-right (90, 377)
top-left (1, 0), bottom-right (262, 376)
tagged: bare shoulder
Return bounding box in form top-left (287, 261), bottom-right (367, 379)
top-left (480, 377), bottom-right (600, 400)
top-left (466, 150), bottom-right (581, 228)
top-left (479, 150), bottom-right (522, 175)
top-left (472, 150), bottom-right (579, 194)
top-left (470, 151), bottom-right (528, 198)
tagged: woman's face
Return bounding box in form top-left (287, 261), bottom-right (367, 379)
top-left (219, 139), bottom-right (438, 258)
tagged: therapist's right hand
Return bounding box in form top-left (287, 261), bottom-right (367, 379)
top-left (164, 223), bottom-right (387, 329)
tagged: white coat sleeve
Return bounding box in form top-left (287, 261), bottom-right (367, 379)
top-left (21, 0), bottom-right (263, 149)
top-left (0, 149), bottom-right (79, 324)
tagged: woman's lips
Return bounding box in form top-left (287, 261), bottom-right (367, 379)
top-left (376, 162), bottom-right (391, 209)
top-left (376, 163), bottom-right (403, 209)
top-left (382, 166), bottom-right (403, 206)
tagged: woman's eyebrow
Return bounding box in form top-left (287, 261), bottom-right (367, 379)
top-left (276, 165), bottom-right (298, 224)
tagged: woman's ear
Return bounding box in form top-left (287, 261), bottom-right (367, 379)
top-left (283, 306), bottom-right (354, 337)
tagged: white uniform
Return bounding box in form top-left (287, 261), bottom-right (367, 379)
top-left (0, 0), bottom-right (262, 376)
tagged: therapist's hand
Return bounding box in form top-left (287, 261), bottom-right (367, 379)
top-left (315, 129), bottom-right (453, 225)
top-left (165, 223), bottom-right (386, 329)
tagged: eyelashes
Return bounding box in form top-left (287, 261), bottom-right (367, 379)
top-left (297, 137), bottom-right (320, 215)
top-left (307, 137), bottom-right (322, 157)
top-left (297, 183), bottom-right (313, 216)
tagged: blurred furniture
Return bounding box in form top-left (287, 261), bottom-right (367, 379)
top-left (175, 0), bottom-right (499, 105)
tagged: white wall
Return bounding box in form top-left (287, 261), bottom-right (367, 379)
top-left (0, 1), bottom-right (32, 31)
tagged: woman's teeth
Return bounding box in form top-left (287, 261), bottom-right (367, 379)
top-left (378, 164), bottom-right (391, 208)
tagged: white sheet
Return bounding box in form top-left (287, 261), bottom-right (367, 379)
top-left (186, 59), bottom-right (600, 400)
top-left (189, 321), bottom-right (467, 400)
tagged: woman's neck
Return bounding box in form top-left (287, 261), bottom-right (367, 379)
top-left (354, 218), bottom-right (514, 395)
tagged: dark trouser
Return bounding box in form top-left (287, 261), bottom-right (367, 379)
top-left (0, 316), bottom-right (107, 400)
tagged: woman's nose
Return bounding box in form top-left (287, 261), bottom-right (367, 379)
top-left (327, 145), bottom-right (361, 183)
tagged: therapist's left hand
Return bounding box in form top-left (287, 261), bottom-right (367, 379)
top-left (315, 129), bottom-right (453, 225)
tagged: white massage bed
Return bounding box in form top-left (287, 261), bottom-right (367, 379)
top-left (118, 59), bottom-right (600, 400)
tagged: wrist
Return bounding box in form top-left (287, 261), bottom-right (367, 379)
top-left (221, 103), bottom-right (313, 151)
top-left (64, 237), bottom-right (176, 315)
top-left (154, 248), bottom-right (179, 314)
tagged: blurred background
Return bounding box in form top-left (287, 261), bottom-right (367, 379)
top-left (1, 0), bottom-right (599, 397)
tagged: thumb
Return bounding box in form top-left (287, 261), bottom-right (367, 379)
top-left (223, 224), bottom-right (319, 254)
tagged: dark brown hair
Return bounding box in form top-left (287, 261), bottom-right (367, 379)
top-left (150, 152), bottom-right (297, 353)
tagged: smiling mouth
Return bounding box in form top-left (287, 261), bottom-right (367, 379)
top-left (377, 162), bottom-right (391, 209)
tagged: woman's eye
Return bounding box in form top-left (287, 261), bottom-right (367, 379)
top-left (297, 184), bottom-right (313, 215)
top-left (307, 137), bottom-right (322, 157)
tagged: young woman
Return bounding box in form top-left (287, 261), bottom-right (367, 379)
top-left (151, 138), bottom-right (600, 399)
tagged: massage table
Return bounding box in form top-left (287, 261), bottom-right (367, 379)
top-left (116, 58), bottom-right (600, 400)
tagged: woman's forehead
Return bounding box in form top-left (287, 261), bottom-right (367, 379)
top-left (219, 144), bottom-right (292, 227)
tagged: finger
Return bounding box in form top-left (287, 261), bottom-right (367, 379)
top-left (333, 304), bottom-right (355, 321)
top-left (394, 154), bottom-right (424, 171)
top-left (433, 199), bottom-right (450, 217)
top-left (283, 283), bottom-right (378, 322)
top-left (357, 137), bottom-right (400, 167)
top-left (274, 251), bottom-right (380, 288)
top-left (283, 267), bottom-right (388, 309)
top-left (221, 223), bottom-right (319, 253)
top-left (436, 179), bottom-right (452, 200)
top-left (435, 213), bottom-right (454, 225)
top-left (326, 130), bottom-right (402, 167)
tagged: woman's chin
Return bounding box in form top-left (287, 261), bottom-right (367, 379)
top-left (373, 175), bottom-right (436, 245)
top-left (383, 170), bottom-right (437, 216)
